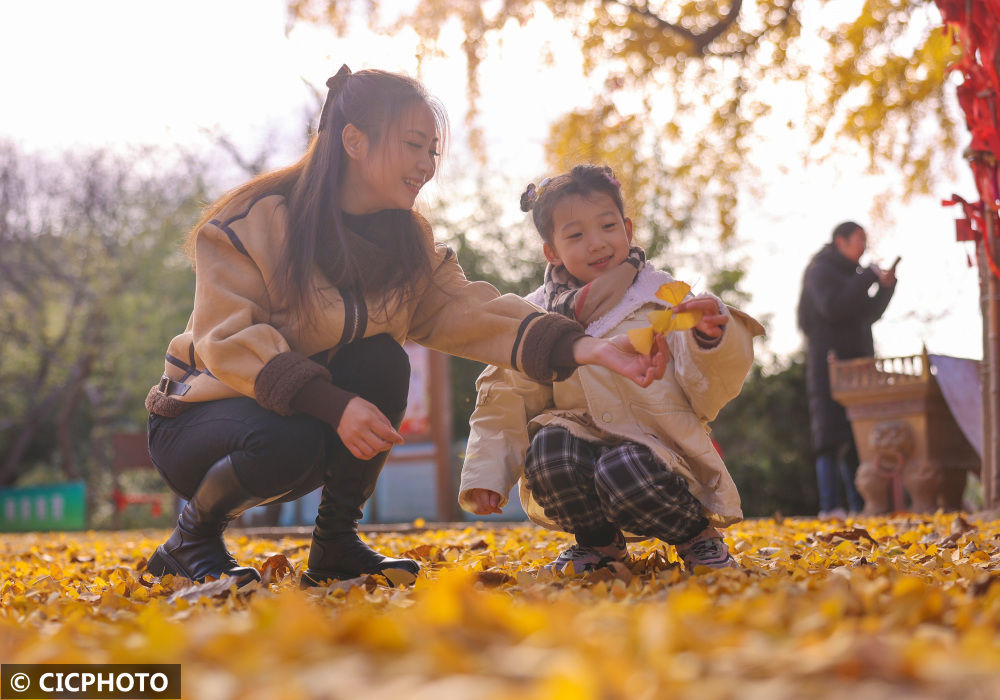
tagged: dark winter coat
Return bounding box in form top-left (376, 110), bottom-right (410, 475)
top-left (797, 243), bottom-right (895, 453)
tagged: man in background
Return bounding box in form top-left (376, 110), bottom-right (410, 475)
top-left (797, 221), bottom-right (897, 519)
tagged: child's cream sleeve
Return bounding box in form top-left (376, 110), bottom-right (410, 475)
top-left (668, 302), bottom-right (765, 421)
top-left (459, 364), bottom-right (553, 512)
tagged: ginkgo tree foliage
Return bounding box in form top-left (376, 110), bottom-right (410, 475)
top-left (286, 0), bottom-right (962, 242)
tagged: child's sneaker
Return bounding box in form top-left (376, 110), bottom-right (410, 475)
top-left (676, 527), bottom-right (737, 571)
top-left (543, 532), bottom-right (628, 575)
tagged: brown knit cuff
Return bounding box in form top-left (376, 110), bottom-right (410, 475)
top-left (291, 376), bottom-right (357, 429)
top-left (515, 313), bottom-right (585, 382)
top-left (145, 386), bottom-right (192, 418)
top-left (254, 351), bottom-right (332, 416)
top-left (549, 328), bottom-right (587, 381)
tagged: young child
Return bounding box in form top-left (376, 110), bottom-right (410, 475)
top-left (459, 164), bottom-right (765, 573)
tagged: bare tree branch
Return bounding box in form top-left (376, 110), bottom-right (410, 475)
top-left (204, 129), bottom-right (272, 176)
top-left (708, 1), bottom-right (797, 59)
top-left (604, 0), bottom-right (743, 55)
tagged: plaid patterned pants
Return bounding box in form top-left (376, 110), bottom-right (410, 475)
top-left (524, 425), bottom-right (708, 545)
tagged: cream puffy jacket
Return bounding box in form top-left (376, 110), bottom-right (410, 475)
top-left (459, 266), bottom-right (765, 528)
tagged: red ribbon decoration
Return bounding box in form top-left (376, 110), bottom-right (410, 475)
top-left (938, 0), bottom-right (1000, 277)
top-left (942, 194), bottom-right (1000, 278)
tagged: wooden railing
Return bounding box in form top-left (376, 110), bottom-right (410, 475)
top-left (829, 351), bottom-right (929, 394)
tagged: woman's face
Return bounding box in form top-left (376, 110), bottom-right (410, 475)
top-left (346, 102), bottom-right (439, 214)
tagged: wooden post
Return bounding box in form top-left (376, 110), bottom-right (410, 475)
top-left (429, 351), bottom-right (456, 521)
top-left (981, 240), bottom-right (994, 507)
top-left (985, 210), bottom-right (1000, 507)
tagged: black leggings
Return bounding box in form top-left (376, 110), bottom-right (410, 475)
top-left (147, 335), bottom-right (410, 502)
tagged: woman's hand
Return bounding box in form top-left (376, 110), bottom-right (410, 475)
top-left (573, 333), bottom-right (668, 387)
top-left (673, 296), bottom-right (730, 339)
top-left (337, 396), bottom-right (404, 460)
top-left (466, 488), bottom-right (504, 515)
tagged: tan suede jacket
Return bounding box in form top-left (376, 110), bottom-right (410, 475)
top-left (459, 266), bottom-right (765, 528)
top-left (146, 193), bottom-right (580, 418)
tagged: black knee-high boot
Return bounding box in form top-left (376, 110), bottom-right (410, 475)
top-left (147, 455), bottom-right (273, 586)
top-left (300, 334), bottom-right (415, 586)
top-left (301, 410), bottom-right (419, 586)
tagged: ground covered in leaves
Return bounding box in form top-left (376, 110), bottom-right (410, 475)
top-left (3, 514), bottom-right (1000, 699)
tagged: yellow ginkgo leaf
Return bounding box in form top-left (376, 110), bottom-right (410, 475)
top-left (655, 280), bottom-right (691, 306)
top-left (670, 307), bottom-right (703, 331)
top-left (654, 281), bottom-right (703, 331)
top-left (627, 327), bottom-right (655, 355)
top-left (382, 567), bottom-right (418, 587)
top-left (647, 308), bottom-right (675, 334)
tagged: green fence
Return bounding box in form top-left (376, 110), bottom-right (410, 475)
top-left (0, 481), bottom-right (87, 532)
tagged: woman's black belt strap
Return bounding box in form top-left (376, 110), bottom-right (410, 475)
top-left (157, 374), bottom-right (190, 397)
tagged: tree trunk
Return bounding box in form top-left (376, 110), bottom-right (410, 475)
top-left (0, 391), bottom-right (61, 486)
top-left (0, 351), bottom-right (97, 486)
top-left (55, 353), bottom-right (96, 480)
top-left (985, 212), bottom-right (1000, 507)
top-left (981, 238), bottom-right (993, 507)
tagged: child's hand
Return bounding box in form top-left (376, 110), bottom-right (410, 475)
top-left (673, 296), bottom-right (729, 339)
top-left (466, 488), bottom-right (503, 515)
top-left (574, 334), bottom-right (668, 387)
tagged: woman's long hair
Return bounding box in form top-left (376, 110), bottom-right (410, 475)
top-left (184, 68), bottom-right (448, 324)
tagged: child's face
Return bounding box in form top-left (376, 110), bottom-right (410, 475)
top-left (543, 191), bottom-right (633, 284)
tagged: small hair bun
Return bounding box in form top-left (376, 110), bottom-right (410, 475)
top-left (601, 166), bottom-right (620, 188)
top-left (318, 64), bottom-right (352, 132)
top-left (326, 64), bottom-right (352, 91)
top-left (520, 183), bottom-right (538, 212)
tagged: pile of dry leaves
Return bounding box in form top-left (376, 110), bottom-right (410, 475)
top-left (2, 513), bottom-right (1000, 699)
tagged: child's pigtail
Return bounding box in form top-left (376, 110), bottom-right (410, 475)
top-left (520, 183), bottom-right (539, 212)
top-left (521, 177), bottom-right (553, 212)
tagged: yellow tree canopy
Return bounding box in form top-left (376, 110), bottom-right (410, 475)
top-left (287, 0), bottom-right (961, 241)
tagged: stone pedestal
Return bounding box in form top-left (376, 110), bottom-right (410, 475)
top-left (830, 350), bottom-right (980, 514)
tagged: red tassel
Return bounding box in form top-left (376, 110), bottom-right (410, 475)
top-left (956, 218), bottom-right (975, 242)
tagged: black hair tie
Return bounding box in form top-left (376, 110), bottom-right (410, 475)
top-left (318, 64), bottom-right (352, 132)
